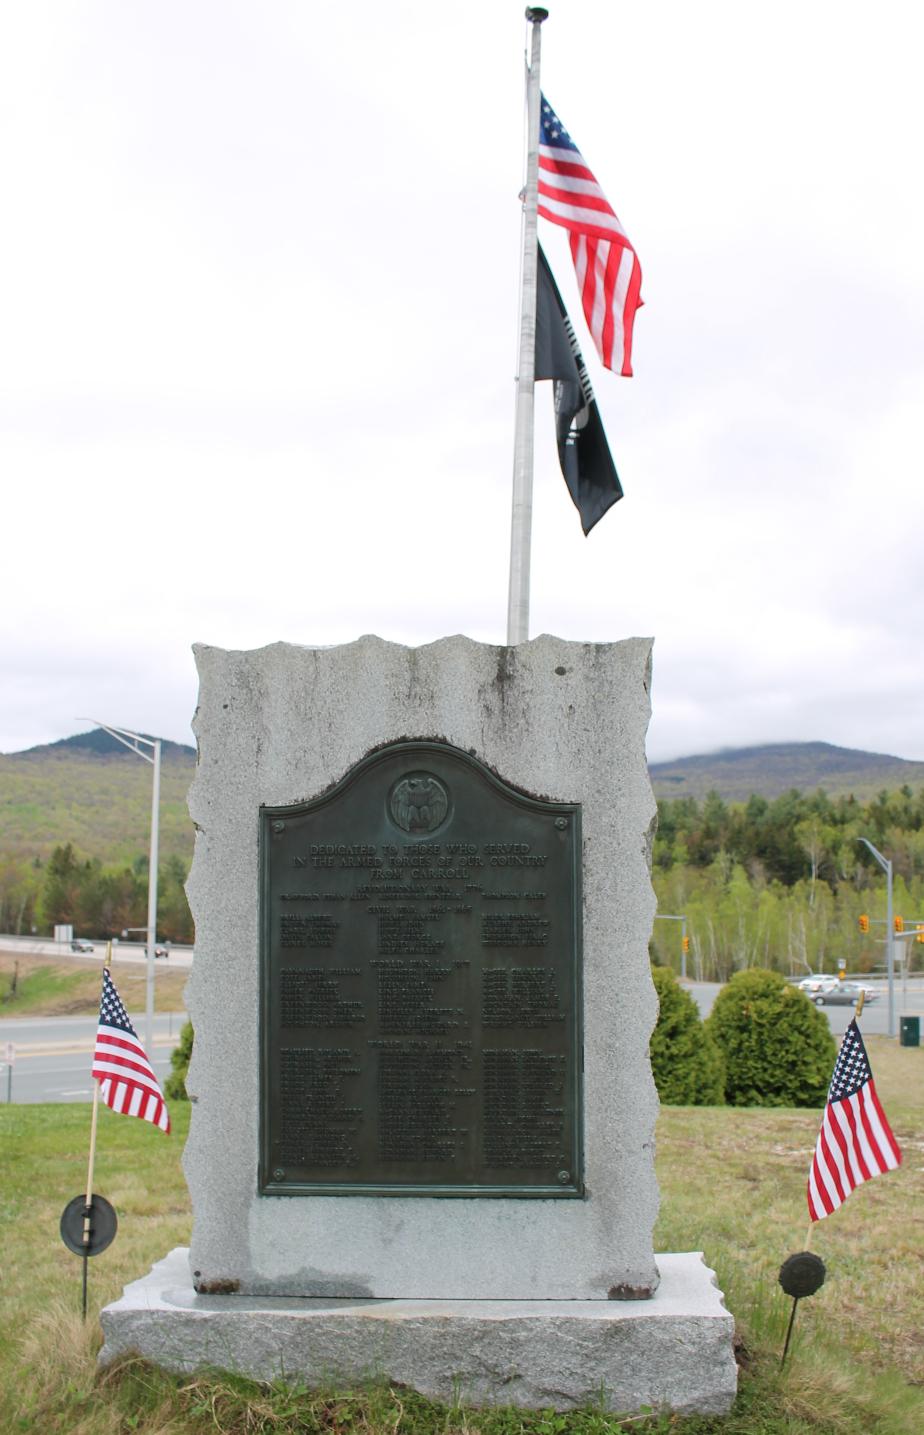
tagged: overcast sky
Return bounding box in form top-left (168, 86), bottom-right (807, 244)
top-left (3, 2), bottom-right (922, 764)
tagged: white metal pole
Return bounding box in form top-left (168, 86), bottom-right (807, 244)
top-left (145, 740), bottom-right (161, 1056)
top-left (506, 7), bottom-right (548, 647)
top-left (885, 856), bottom-right (894, 1039)
top-left (80, 720), bottom-right (163, 1052)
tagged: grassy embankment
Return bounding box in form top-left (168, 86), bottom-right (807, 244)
top-left (0, 1041), bottom-right (922, 1433)
top-left (0, 948), bottom-right (189, 1016)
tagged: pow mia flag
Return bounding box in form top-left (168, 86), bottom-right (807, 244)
top-left (535, 243), bottom-right (623, 535)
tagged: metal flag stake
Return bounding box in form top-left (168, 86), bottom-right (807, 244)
top-left (58, 947), bottom-right (119, 1318)
top-left (778, 1251), bottom-right (826, 1367)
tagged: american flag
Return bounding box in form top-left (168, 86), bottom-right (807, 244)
top-left (807, 1019), bottom-right (900, 1221)
top-left (537, 95), bottom-right (642, 377)
top-left (91, 968), bottom-right (171, 1133)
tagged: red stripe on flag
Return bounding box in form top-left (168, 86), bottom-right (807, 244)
top-left (819, 1124), bottom-right (848, 1206)
top-left (808, 1149), bottom-right (835, 1218)
top-left (620, 254), bottom-right (643, 378)
top-left (538, 182), bottom-right (616, 219)
top-left (93, 1053), bottom-right (162, 1085)
top-left (538, 154), bottom-right (598, 182)
top-left (839, 1096), bottom-right (872, 1182)
top-left (600, 244), bottom-right (622, 371)
top-left (96, 1030), bottom-right (147, 1056)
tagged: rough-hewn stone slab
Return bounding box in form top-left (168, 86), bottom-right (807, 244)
top-left (184, 636), bottom-right (660, 1299)
top-left (100, 1248), bottom-right (737, 1415)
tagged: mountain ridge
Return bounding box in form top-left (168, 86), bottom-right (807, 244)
top-left (3, 734), bottom-right (924, 866)
top-left (649, 740), bottom-right (924, 801)
top-left (5, 729), bottom-right (196, 761)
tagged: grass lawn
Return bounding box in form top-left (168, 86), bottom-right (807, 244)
top-left (0, 1038), bottom-right (921, 1433)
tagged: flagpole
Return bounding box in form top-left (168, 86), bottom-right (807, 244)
top-left (506, 6), bottom-right (548, 646)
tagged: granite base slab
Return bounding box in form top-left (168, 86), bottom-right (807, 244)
top-left (99, 1248), bottom-right (737, 1416)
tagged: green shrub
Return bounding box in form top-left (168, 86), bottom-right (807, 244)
top-left (649, 965), bottom-right (725, 1104)
top-left (705, 968), bottom-right (837, 1107)
top-left (164, 1020), bottom-right (193, 1100)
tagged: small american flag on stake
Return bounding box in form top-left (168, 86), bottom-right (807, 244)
top-left (538, 95), bottom-right (642, 377)
top-left (807, 1018), bottom-right (899, 1221)
top-left (92, 968), bottom-right (170, 1133)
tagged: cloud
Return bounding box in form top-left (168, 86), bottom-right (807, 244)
top-left (2, 2), bottom-right (923, 770)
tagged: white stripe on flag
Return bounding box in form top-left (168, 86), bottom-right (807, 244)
top-left (572, 235), bottom-right (588, 295)
top-left (589, 241), bottom-right (609, 352)
top-left (538, 194), bottom-right (628, 239)
top-left (538, 168), bottom-right (610, 202)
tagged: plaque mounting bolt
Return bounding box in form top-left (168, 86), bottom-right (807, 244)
top-left (555, 818), bottom-right (568, 830)
top-left (272, 821), bottom-right (286, 833)
top-left (557, 1170), bottom-right (571, 1184)
top-left (272, 1168), bottom-right (286, 1180)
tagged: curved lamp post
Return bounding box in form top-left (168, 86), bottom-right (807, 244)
top-left (857, 837), bottom-right (894, 1038)
top-left (81, 720), bottom-right (161, 1054)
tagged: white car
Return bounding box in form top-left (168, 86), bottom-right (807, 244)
top-left (796, 975), bottom-right (840, 994)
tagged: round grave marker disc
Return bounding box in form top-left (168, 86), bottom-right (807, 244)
top-left (778, 1251), bottom-right (826, 1299)
top-left (59, 1194), bottom-right (118, 1257)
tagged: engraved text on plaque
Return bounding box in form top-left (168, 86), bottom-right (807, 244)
top-left (259, 741), bottom-right (582, 1196)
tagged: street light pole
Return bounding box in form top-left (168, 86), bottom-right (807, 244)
top-left (82, 720), bottom-right (161, 1055)
top-left (857, 838), bottom-right (895, 1038)
top-left (653, 913), bottom-right (689, 980)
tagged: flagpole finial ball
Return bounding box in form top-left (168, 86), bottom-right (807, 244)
top-left (526, 7), bottom-right (549, 23)
top-left (778, 1252), bottom-right (826, 1299)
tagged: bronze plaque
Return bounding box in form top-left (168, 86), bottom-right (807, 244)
top-left (259, 741), bottom-right (582, 1196)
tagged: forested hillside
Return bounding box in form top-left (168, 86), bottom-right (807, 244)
top-left (650, 785), bottom-right (924, 980)
top-left (0, 731), bottom-right (195, 942)
top-left (0, 742), bottom-right (195, 865)
top-left (2, 733), bottom-right (923, 970)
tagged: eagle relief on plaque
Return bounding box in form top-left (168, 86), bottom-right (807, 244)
top-left (259, 740), bottom-right (583, 1197)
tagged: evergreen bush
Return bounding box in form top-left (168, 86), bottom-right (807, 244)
top-left (164, 1020), bottom-right (193, 1101)
top-left (705, 968), bottom-right (836, 1107)
top-left (649, 965), bottom-right (725, 1104)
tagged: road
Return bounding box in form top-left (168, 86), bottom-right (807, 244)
top-left (0, 933), bottom-right (193, 969)
top-left (686, 978), bottom-right (924, 1037)
top-left (0, 1012), bottom-right (187, 1104)
top-left (2, 971), bottom-right (920, 1106)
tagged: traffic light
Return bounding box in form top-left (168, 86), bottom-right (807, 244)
top-left (681, 935), bottom-right (690, 954)
top-left (858, 914), bottom-right (869, 934)
top-left (916, 926), bottom-right (924, 945)
top-left (894, 915), bottom-right (904, 934)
